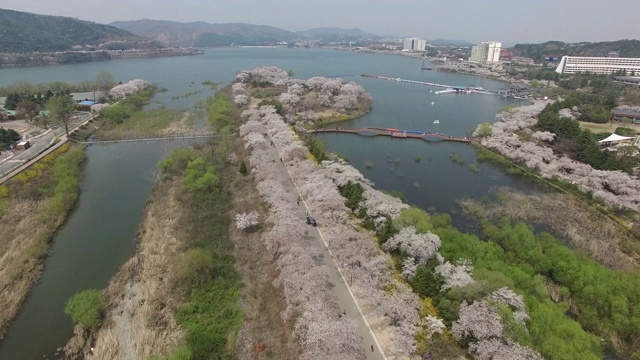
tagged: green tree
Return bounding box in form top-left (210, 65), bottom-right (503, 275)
top-left (477, 122), bottom-right (492, 137)
top-left (239, 160), bottom-right (248, 176)
top-left (614, 127), bottom-right (636, 136)
top-left (4, 92), bottom-right (21, 110)
top-left (64, 290), bottom-right (106, 329)
top-left (46, 95), bottom-right (76, 137)
top-left (0, 128), bottom-right (20, 149)
top-left (182, 157), bottom-right (219, 193)
top-left (17, 100), bottom-right (40, 122)
top-left (95, 71), bottom-right (115, 98)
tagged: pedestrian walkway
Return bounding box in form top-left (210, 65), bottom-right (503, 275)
top-left (266, 134), bottom-right (386, 360)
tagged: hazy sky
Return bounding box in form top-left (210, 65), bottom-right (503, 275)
top-left (3, 0), bottom-right (639, 44)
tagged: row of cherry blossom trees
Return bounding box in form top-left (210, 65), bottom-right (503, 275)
top-left (108, 79), bottom-right (149, 100)
top-left (232, 66), bottom-right (547, 358)
top-left (475, 102), bottom-right (640, 210)
top-left (240, 104), bottom-right (420, 358)
top-left (238, 91), bottom-right (542, 358)
top-left (239, 105), bottom-right (365, 360)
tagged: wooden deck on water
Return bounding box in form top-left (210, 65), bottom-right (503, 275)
top-left (311, 127), bottom-right (471, 143)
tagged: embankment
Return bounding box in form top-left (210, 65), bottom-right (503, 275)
top-left (0, 144), bottom-right (85, 339)
top-left (64, 175), bottom-right (186, 359)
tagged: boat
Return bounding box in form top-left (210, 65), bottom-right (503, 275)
top-left (433, 120), bottom-right (440, 124)
top-left (431, 101), bottom-right (435, 105)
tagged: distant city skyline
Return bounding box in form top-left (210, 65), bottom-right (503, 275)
top-left (2, 0), bottom-right (639, 45)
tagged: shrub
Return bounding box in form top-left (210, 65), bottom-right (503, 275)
top-left (64, 290), bottom-right (106, 329)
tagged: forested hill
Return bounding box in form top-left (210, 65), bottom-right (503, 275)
top-left (110, 20), bottom-right (299, 47)
top-left (0, 8), bottom-right (149, 53)
top-left (510, 39), bottom-right (640, 61)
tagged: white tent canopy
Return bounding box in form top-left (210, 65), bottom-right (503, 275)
top-left (598, 133), bottom-right (635, 143)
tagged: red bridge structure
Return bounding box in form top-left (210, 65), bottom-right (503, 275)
top-left (310, 126), bottom-right (471, 143)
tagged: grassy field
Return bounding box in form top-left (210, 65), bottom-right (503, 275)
top-left (97, 109), bottom-right (189, 140)
top-left (578, 121), bottom-right (640, 134)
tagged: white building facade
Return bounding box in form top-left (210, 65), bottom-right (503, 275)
top-left (403, 37), bottom-right (426, 52)
top-left (469, 41), bottom-right (501, 64)
top-left (555, 56), bottom-right (640, 75)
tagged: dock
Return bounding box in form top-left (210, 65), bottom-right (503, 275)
top-left (311, 127), bottom-right (470, 143)
top-left (361, 74), bottom-right (497, 96)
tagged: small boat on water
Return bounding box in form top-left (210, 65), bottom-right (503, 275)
top-left (431, 101), bottom-right (435, 105)
top-left (433, 120), bottom-right (440, 124)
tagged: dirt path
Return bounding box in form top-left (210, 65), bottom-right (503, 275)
top-left (265, 136), bottom-right (386, 360)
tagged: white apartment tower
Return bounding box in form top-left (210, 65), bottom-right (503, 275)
top-left (469, 41), bottom-right (501, 64)
top-left (403, 37), bottom-right (426, 52)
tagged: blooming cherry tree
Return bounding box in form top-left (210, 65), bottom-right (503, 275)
top-left (234, 211), bottom-right (260, 230)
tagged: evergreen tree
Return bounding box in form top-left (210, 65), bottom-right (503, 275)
top-left (239, 160), bottom-right (248, 176)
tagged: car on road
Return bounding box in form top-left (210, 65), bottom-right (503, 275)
top-left (306, 215), bottom-right (317, 226)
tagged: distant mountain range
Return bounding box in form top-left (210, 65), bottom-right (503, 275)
top-left (110, 20), bottom-right (381, 46)
top-left (0, 8), bottom-right (155, 53)
top-left (110, 20), bottom-right (299, 47)
top-left (297, 27), bottom-right (380, 42)
top-left (509, 40), bottom-right (640, 61)
top-left (428, 39), bottom-right (474, 46)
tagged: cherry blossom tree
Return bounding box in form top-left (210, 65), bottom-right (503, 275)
top-left (234, 211), bottom-right (260, 230)
top-left (233, 94), bottom-right (249, 106)
top-left (109, 79), bottom-right (148, 99)
top-left (383, 226), bottom-right (441, 265)
top-left (435, 256), bottom-right (475, 290)
top-left (469, 338), bottom-right (543, 360)
top-left (531, 131), bottom-right (555, 142)
top-left (452, 300), bottom-right (503, 340)
top-left (425, 315), bottom-right (446, 336)
top-left (90, 103), bottom-right (110, 113)
top-left (231, 82), bottom-right (249, 96)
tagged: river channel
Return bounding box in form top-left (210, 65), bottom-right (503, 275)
top-left (0, 48), bottom-right (537, 359)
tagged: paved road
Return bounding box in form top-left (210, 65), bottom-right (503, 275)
top-left (267, 137), bottom-right (386, 360)
top-left (0, 112), bottom-right (93, 184)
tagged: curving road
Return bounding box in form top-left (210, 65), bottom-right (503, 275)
top-left (0, 112), bottom-right (94, 184)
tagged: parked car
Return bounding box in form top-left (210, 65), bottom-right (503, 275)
top-left (306, 215), bottom-right (317, 226)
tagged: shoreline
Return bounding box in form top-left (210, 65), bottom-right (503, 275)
top-left (0, 144), bottom-right (86, 341)
top-left (0, 49), bottom-right (203, 69)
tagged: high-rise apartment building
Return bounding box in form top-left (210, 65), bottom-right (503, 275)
top-left (403, 38), bottom-right (426, 52)
top-left (469, 41), bottom-right (501, 64)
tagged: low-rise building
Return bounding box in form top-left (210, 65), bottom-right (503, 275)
top-left (555, 56), bottom-right (640, 75)
top-left (613, 76), bottom-right (640, 87)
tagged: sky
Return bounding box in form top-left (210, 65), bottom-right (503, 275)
top-left (2, 0), bottom-right (639, 44)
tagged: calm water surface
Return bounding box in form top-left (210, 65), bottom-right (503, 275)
top-left (0, 49), bottom-right (539, 358)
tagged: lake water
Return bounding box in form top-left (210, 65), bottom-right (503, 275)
top-left (0, 48), bottom-right (538, 358)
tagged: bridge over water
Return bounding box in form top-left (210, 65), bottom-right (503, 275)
top-left (311, 127), bottom-right (471, 143)
top-left (73, 133), bottom-right (216, 145)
